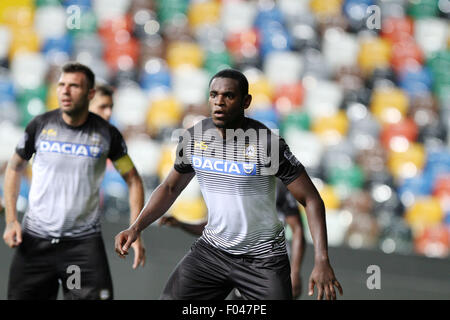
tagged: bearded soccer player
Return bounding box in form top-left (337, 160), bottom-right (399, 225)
top-left (115, 69), bottom-right (343, 300)
top-left (3, 62), bottom-right (145, 300)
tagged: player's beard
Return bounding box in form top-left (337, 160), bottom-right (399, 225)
top-left (61, 96), bottom-right (89, 117)
top-left (212, 111), bottom-right (244, 130)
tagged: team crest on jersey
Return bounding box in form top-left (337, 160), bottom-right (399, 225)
top-left (90, 133), bottom-right (101, 145)
top-left (244, 144), bottom-right (257, 159)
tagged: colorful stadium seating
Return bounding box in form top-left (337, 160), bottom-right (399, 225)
top-left (0, 0), bottom-right (448, 258)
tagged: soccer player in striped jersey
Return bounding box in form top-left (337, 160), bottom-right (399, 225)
top-left (115, 69), bottom-right (343, 300)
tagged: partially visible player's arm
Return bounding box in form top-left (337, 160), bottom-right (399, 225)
top-left (277, 183), bottom-right (306, 298)
top-left (159, 216), bottom-right (206, 236)
top-left (113, 154), bottom-right (146, 268)
top-left (179, 221), bottom-right (206, 236)
top-left (285, 214), bottom-right (306, 298)
top-left (135, 168), bottom-right (194, 231)
top-left (115, 168), bottom-right (195, 257)
top-left (287, 170), bottom-right (343, 300)
top-left (2, 153), bottom-right (28, 248)
top-left (113, 155), bottom-right (144, 227)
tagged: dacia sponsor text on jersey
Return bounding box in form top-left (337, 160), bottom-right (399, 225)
top-left (192, 156), bottom-right (256, 176)
top-left (39, 140), bottom-right (102, 158)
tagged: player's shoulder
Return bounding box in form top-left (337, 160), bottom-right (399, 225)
top-left (246, 117), bottom-right (269, 130)
top-left (89, 111), bottom-right (121, 132)
top-left (23, 109), bottom-right (60, 130)
top-left (35, 108), bottom-right (60, 123)
top-left (88, 111), bottom-right (110, 126)
top-left (245, 117), bottom-right (283, 141)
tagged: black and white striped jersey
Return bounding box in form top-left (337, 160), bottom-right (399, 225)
top-left (174, 117), bottom-right (304, 258)
top-left (15, 109), bottom-right (128, 239)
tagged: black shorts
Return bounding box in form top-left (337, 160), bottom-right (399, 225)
top-left (161, 239), bottom-right (292, 300)
top-left (8, 232), bottom-right (113, 300)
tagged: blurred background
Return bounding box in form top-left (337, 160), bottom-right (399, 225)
top-left (0, 0), bottom-right (449, 299)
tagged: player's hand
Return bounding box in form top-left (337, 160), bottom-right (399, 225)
top-left (3, 220), bottom-right (22, 248)
top-left (115, 227), bottom-right (139, 258)
top-left (131, 236), bottom-right (146, 269)
top-left (158, 216), bottom-right (181, 228)
top-left (308, 259), bottom-right (343, 300)
top-left (291, 273), bottom-right (302, 299)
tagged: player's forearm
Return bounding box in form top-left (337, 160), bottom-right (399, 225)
top-left (127, 175), bottom-right (145, 226)
top-left (290, 228), bottom-right (306, 275)
top-left (304, 197), bottom-right (329, 262)
top-left (179, 221), bottom-right (206, 236)
top-left (131, 183), bottom-right (182, 233)
top-left (4, 163), bottom-right (25, 224)
top-left (285, 215), bottom-right (306, 274)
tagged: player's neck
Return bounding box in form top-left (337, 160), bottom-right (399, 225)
top-left (61, 108), bottom-right (89, 127)
top-left (215, 116), bottom-right (247, 138)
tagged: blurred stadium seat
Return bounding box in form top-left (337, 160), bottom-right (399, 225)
top-left (0, 0), bottom-right (448, 257)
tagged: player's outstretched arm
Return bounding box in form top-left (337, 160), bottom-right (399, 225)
top-left (115, 168), bottom-right (195, 258)
top-left (3, 153), bottom-right (28, 248)
top-left (120, 165), bottom-right (146, 269)
top-left (287, 170), bottom-right (343, 300)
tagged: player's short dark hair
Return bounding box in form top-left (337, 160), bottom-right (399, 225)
top-left (95, 84), bottom-right (114, 97)
top-left (62, 62), bottom-right (95, 90)
top-left (209, 69), bottom-right (249, 97)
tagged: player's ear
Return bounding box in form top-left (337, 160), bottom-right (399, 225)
top-left (88, 88), bottom-right (96, 101)
top-left (243, 94), bottom-right (252, 110)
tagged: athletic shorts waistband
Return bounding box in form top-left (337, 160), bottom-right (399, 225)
top-left (195, 237), bottom-right (288, 261)
top-left (23, 229), bottom-right (102, 243)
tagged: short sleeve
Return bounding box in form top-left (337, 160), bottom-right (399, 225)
top-left (275, 137), bottom-right (305, 185)
top-left (174, 130), bottom-right (194, 174)
top-left (15, 118), bottom-right (39, 160)
top-left (108, 125), bottom-right (128, 161)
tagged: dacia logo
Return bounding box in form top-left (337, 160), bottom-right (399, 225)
top-left (39, 140), bottom-right (102, 158)
top-left (194, 141), bottom-right (208, 151)
top-left (192, 156), bottom-right (256, 176)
